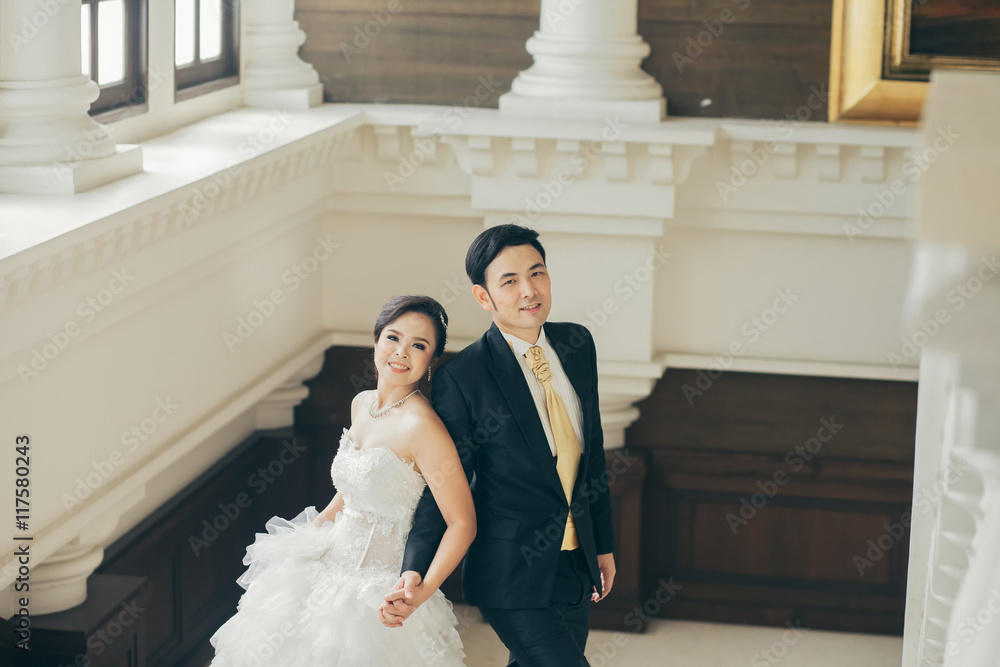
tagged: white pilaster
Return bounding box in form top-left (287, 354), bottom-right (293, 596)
top-left (0, 0), bottom-right (141, 194)
top-left (499, 0), bottom-right (665, 123)
top-left (243, 0), bottom-right (323, 110)
top-left (902, 70), bottom-right (1000, 667)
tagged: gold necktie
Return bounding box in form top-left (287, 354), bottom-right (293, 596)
top-left (523, 344), bottom-right (581, 551)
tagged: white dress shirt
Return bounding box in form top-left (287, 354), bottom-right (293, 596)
top-left (501, 325), bottom-right (585, 456)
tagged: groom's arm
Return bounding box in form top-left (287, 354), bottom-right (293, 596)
top-left (582, 326), bottom-right (615, 555)
top-left (400, 364), bottom-right (478, 577)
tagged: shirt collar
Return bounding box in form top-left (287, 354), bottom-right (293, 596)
top-left (500, 324), bottom-right (547, 360)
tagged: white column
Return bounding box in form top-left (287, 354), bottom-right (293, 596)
top-left (500, 0), bottom-right (665, 123)
top-left (243, 0), bottom-right (323, 110)
top-left (902, 70), bottom-right (1000, 667)
top-left (0, 0), bottom-right (141, 194)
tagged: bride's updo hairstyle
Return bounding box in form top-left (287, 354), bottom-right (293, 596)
top-left (373, 295), bottom-right (449, 358)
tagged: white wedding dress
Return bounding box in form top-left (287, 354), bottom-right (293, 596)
top-left (210, 428), bottom-right (465, 666)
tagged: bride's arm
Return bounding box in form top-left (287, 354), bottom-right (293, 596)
top-left (312, 491), bottom-right (344, 526)
top-left (383, 417), bottom-right (475, 622)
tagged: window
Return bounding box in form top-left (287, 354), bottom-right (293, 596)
top-left (83, 0), bottom-right (148, 119)
top-left (175, 0), bottom-right (240, 100)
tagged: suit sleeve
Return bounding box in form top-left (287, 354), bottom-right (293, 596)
top-left (583, 326), bottom-right (616, 555)
top-left (400, 364), bottom-right (478, 576)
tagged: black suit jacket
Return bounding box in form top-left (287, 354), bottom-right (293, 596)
top-left (401, 321), bottom-right (615, 609)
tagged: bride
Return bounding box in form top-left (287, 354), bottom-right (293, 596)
top-left (210, 295), bottom-right (475, 666)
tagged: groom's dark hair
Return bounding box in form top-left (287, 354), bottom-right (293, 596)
top-left (466, 224), bottom-right (546, 289)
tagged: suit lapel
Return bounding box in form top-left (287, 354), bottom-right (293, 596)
top-left (485, 323), bottom-right (566, 501)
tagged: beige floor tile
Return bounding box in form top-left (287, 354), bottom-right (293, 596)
top-left (454, 604), bottom-right (904, 667)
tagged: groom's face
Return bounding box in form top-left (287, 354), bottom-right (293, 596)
top-left (477, 244), bottom-right (551, 340)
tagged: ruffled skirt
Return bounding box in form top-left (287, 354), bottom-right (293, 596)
top-left (209, 507), bottom-right (465, 666)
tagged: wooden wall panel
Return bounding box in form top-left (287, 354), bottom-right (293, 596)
top-left (298, 7), bottom-right (535, 108)
top-left (99, 430), bottom-right (317, 666)
top-left (627, 369), bottom-right (918, 463)
top-left (639, 0), bottom-right (831, 26)
top-left (297, 0), bottom-right (835, 119)
top-left (638, 22), bottom-right (831, 118)
top-left (632, 369), bottom-right (918, 635)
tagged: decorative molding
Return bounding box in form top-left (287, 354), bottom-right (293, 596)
top-left (254, 352), bottom-right (326, 429)
top-left (0, 124), bottom-right (354, 313)
top-left (661, 352), bottom-right (919, 382)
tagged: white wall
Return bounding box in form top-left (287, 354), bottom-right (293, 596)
top-left (0, 103), bottom-right (923, 616)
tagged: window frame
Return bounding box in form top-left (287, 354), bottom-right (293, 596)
top-left (85, 0), bottom-right (149, 122)
top-left (174, 0), bottom-right (241, 102)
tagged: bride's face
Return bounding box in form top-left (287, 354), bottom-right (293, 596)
top-left (373, 311), bottom-right (438, 384)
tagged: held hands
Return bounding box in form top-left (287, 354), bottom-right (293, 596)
top-left (592, 552), bottom-right (616, 603)
top-left (379, 570), bottom-right (424, 628)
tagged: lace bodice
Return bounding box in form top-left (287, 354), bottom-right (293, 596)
top-left (322, 428), bottom-right (426, 572)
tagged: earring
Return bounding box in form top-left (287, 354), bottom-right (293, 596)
top-left (427, 366), bottom-right (432, 381)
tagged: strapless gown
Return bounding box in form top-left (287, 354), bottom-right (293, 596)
top-left (209, 428), bottom-right (465, 666)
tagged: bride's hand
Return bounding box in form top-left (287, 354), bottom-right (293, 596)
top-left (379, 571), bottom-right (422, 628)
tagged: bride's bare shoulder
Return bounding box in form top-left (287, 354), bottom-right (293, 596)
top-left (350, 390), bottom-right (374, 422)
top-left (401, 397), bottom-right (451, 444)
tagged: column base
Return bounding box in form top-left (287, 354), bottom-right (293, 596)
top-left (0, 144), bottom-right (142, 195)
top-left (244, 83), bottom-right (324, 111)
top-left (499, 92), bottom-right (666, 123)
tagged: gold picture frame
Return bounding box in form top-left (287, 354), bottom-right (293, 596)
top-left (829, 0), bottom-right (925, 125)
top-left (831, 0), bottom-right (1000, 124)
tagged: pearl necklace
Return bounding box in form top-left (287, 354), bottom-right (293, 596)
top-left (369, 389), bottom-right (420, 418)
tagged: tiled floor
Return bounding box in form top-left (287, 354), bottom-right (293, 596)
top-left (453, 604), bottom-right (904, 667)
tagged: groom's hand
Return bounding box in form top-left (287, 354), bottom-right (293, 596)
top-left (592, 553), bottom-right (616, 602)
top-left (379, 571), bottom-right (422, 627)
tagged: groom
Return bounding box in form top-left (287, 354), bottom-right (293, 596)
top-left (387, 224), bottom-right (616, 666)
